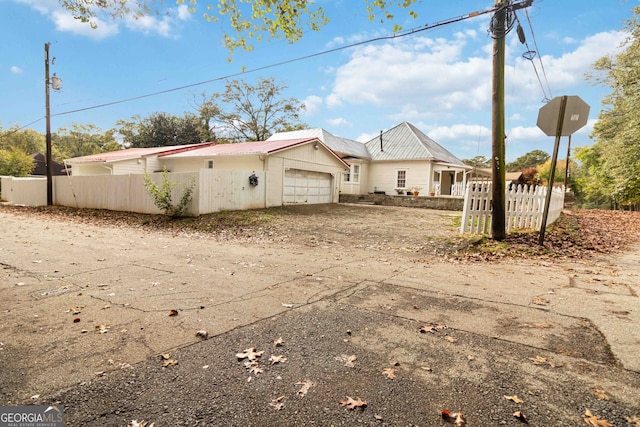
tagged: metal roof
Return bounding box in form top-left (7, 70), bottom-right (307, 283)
top-left (268, 129), bottom-right (370, 159)
top-left (65, 143), bottom-right (214, 163)
top-left (364, 122), bottom-right (466, 166)
top-left (161, 138), bottom-right (350, 168)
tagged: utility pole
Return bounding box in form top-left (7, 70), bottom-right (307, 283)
top-left (45, 42), bottom-right (53, 206)
top-left (491, 0), bottom-right (507, 241)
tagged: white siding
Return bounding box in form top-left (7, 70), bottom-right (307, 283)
top-left (367, 160), bottom-right (433, 195)
top-left (163, 155), bottom-right (264, 173)
top-left (73, 163), bottom-right (112, 176)
top-left (112, 159), bottom-right (145, 175)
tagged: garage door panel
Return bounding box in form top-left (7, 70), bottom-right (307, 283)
top-left (284, 169), bottom-right (332, 204)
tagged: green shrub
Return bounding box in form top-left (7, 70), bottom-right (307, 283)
top-left (143, 168), bottom-right (196, 217)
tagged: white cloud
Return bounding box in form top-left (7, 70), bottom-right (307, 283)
top-left (356, 132), bottom-right (378, 143)
top-left (507, 125), bottom-right (545, 140)
top-left (326, 117), bottom-right (351, 127)
top-left (428, 124), bottom-right (490, 142)
top-left (302, 95), bottom-right (323, 115)
top-left (51, 11), bottom-right (119, 39)
top-left (11, 66), bottom-right (23, 74)
top-left (325, 93), bottom-right (342, 108)
top-left (125, 5), bottom-right (191, 38)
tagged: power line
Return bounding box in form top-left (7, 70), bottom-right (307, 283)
top-left (49, 5), bottom-right (501, 119)
top-left (525, 7), bottom-right (553, 100)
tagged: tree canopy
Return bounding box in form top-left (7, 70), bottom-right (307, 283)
top-left (578, 5), bottom-right (640, 208)
top-left (196, 77), bottom-right (306, 142)
top-left (116, 112), bottom-right (205, 148)
top-left (58, 0), bottom-right (418, 56)
top-left (0, 147), bottom-right (35, 177)
top-left (462, 155), bottom-right (491, 168)
top-left (506, 149), bottom-right (550, 172)
top-left (53, 124), bottom-right (120, 159)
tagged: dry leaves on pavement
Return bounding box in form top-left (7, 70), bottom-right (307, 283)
top-left (382, 368), bottom-right (396, 379)
top-left (295, 380), bottom-right (315, 397)
top-left (236, 347), bottom-right (264, 361)
top-left (503, 395), bottom-right (524, 403)
top-left (335, 354), bottom-right (357, 368)
top-left (269, 396), bottom-right (285, 411)
top-left (339, 396), bottom-right (367, 410)
top-left (583, 409), bottom-right (613, 427)
top-left (442, 410), bottom-right (466, 426)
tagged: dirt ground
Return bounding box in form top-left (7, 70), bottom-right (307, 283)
top-left (1, 203), bottom-right (639, 426)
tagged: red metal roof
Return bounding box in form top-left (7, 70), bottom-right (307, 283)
top-left (160, 138), bottom-right (314, 157)
top-left (65, 143), bottom-right (215, 163)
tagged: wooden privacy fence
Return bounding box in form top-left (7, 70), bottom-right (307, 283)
top-left (460, 181), bottom-right (565, 234)
top-left (3, 170), bottom-right (266, 215)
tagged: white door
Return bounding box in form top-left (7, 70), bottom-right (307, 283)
top-left (283, 169), bottom-right (332, 204)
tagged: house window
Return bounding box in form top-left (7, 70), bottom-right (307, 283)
top-left (205, 159), bottom-right (214, 169)
top-left (352, 164), bottom-right (360, 183)
top-left (345, 164), bottom-right (360, 183)
top-left (397, 170), bottom-right (407, 188)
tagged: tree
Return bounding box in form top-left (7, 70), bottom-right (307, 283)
top-left (582, 5), bottom-right (640, 208)
top-left (537, 158), bottom-right (577, 186)
top-left (0, 126), bottom-right (45, 155)
top-left (116, 112), bottom-right (205, 148)
top-left (197, 77), bottom-right (306, 142)
top-left (53, 123), bottom-right (121, 160)
top-left (572, 144), bottom-right (615, 208)
top-left (58, 1), bottom-right (418, 56)
top-left (462, 155), bottom-right (491, 168)
top-left (0, 147), bottom-right (35, 177)
top-left (506, 150), bottom-right (550, 172)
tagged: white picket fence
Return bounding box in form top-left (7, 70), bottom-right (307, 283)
top-left (460, 181), bottom-right (565, 234)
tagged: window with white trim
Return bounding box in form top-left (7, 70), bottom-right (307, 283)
top-left (352, 164), bottom-right (360, 183)
top-left (397, 170), bottom-right (407, 188)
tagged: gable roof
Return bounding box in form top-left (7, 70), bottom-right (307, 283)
top-left (267, 128), bottom-right (370, 159)
top-left (160, 138), bottom-right (350, 168)
top-left (364, 122), bottom-right (466, 166)
top-left (65, 143), bottom-right (215, 164)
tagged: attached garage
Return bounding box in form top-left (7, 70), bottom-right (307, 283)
top-left (283, 169), bottom-right (333, 204)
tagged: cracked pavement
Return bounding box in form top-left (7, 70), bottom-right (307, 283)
top-left (0, 206), bottom-right (639, 426)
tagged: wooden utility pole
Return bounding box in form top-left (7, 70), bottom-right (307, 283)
top-left (491, 0), bottom-right (507, 241)
top-left (45, 42), bottom-right (53, 206)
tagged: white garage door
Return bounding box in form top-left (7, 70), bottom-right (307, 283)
top-left (283, 169), bottom-right (332, 204)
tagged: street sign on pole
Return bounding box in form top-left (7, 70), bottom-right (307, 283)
top-left (537, 95), bottom-right (589, 137)
top-left (536, 95), bottom-right (590, 245)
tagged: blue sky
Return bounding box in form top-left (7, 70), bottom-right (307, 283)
top-left (1, 0), bottom-right (636, 161)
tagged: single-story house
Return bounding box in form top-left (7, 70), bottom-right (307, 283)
top-left (65, 138), bottom-right (349, 206)
top-left (31, 153), bottom-right (67, 176)
top-left (269, 122), bottom-right (473, 197)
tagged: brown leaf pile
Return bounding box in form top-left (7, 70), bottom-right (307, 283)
top-left (454, 209), bottom-right (640, 262)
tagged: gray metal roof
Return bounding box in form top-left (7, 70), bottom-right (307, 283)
top-left (364, 122), bottom-right (465, 166)
top-left (268, 128), bottom-right (370, 159)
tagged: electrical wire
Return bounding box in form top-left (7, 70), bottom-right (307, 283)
top-left (525, 7), bottom-right (553, 100)
top-left (4, 1), bottom-right (533, 136)
top-left (513, 11), bottom-right (550, 102)
top-left (49, 5), bottom-right (503, 119)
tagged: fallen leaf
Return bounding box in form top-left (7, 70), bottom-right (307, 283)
top-left (95, 324), bottom-right (110, 334)
top-left (281, 303), bottom-right (293, 308)
top-left (374, 414), bottom-right (383, 420)
top-left (625, 416), bottom-right (640, 426)
top-left (273, 337), bottom-right (285, 347)
top-left (102, 304), bottom-right (111, 310)
top-left (236, 347), bottom-right (264, 361)
top-left (269, 396), bottom-right (284, 410)
top-left (161, 359), bottom-right (178, 367)
top-left (160, 353), bottom-right (171, 360)
top-left (248, 364), bottom-right (264, 374)
top-left (168, 309), bottom-right (178, 317)
top-left (296, 380), bottom-right (315, 397)
top-left (442, 409), bottom-right (466, 426)
top-left (531, 296), bottom-right (549, 305)
top-left (382, 368), bottom-right (396, 379)
top-left (128, 421), bottom-right (155, 427)
top-left (339, 396), bottom-right (367, 410)
top-left (421, 366), bottom-right (433, 372)
top-left (513, 411), bottom-right (527, 422)
top-left (335, 354), bottom-right (357, 368)
top-left (529, 355), bottom-right (560, 368)
top-left (419, 323), bottom-right (448, 334)
top-left (445, 336), bottom-right (458, 343)
top-left (584, 409), bottom-right (613, 427)
top-left (30, 395), bottom-right (40, 400)
top-left (504, 395), bottom-right (524, 403)
top-left (195, 330), bottom-right (208, 339)
top-left (269, 355), bottom-right (287, 365)
top-left (594, 388), bottom-right (609, 400)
